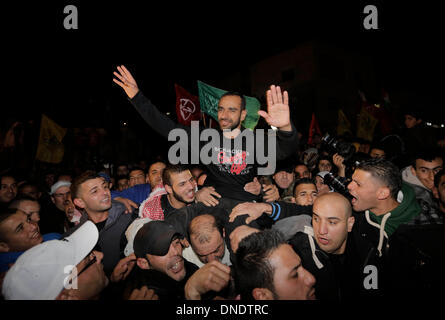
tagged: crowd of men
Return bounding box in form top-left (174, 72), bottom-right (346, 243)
top-left (0, 65), bottom-right (444, 301)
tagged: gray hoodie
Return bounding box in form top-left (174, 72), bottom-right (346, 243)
top-left (401, 166), bottom-right (443, 225)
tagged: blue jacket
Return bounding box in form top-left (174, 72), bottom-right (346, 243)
top-left (111, 183), bottom-right (151, 205)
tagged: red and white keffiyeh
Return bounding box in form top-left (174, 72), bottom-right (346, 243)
top-left (139, 183), bottom-right (167, 221)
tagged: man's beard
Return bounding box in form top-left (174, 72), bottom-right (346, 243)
top-left (219, 117), bottom-right (241, 131)
top-left (172, 187), bottom-right (194, 205)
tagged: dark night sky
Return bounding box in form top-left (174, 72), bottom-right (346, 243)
top-left (3, 2), bottom-right (444, 129)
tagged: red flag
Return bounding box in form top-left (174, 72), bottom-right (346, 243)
top-left (308, 113), bottom-right (322, 145)
top-left (175, 84), bottom-right (201, 126)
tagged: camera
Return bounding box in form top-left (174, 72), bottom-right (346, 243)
top-left (323, 172), bottom-right (353, 200)
top-left (321, 133), bottom-right (356, 166)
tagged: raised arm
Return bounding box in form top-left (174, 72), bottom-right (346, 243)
top-left (258, 85), bottom-right (298, 161)
top-left (113, 65), bottom-right (140, 99)
top-left (113, 65), bottom-right (190, 139)
top-left (258, 85), bottom-right (292, 132)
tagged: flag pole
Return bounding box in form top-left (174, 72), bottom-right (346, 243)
top-left (202, 112), bottom-right (207, 128)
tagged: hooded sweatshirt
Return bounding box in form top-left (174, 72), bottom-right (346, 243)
top-left (358, 182), bottom-right (420, 260)
top-left (367, 182), bottom-right (421, 237)
top-left (401, 166), bottom-right (443, 225)
top-left (401, 165), bottom-right (441, 206)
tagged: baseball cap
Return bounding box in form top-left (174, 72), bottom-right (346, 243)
top-left (275, 159), bottom-right (294, 173)
top-left (49, 180), bottom-right (71, 195)
top-left (124, 217), bottom-right (151, 257)
top-left (133, 220), bottom-right (183, 258)
top-left (2, 221), bottom-right (99, 300)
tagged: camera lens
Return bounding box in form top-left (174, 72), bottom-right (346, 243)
top-left (323, 173), bottom-right (353, 200)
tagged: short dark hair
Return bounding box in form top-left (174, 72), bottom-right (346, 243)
top-left (70, 170), bottom-right (101, 200)
top-left (234, 229), bottom-right (286, 300)
top-left (0, 208), bottom-right (20, 242)
top-left (17, 182), bottom-right (39, 193)
top-left (434, 169), bottom-right (445, 188)
top-left (293, 178), bottom-right (316, 195)
top-left (317, 154), bottom-right (333, 164)
top-left (8, 195), bottom-right (39, 210)
top-left (162, 164), bottom-right (190, 187)
top-left (148, 160), bottom-right (167, 172)
top-left (116, 174), bottom-right (129, 181)
top-left (369, 142), bottom-right (386, 153)
top-left (412, 148), bottom-right (444, 169)
top-left (294, 162), bottom-right (309, 170)
top-left (220, 91), bottom-right (246, 110)
top-left (356, 158), bottom-right (402, 199)
top-left (129, 167), bottom-right (146, 176)
top-left (404, 103), bottom-right (423, 120)
top-left (0, 173), bottom-right (16, 183)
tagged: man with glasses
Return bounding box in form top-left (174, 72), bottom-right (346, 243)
top-left (50, 181), bottom-right (72, 211)
top-left (38, 180), bottom-right (74, 234)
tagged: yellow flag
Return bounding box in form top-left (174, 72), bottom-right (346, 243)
top-left (356, 107), bottom-right (378, 142)
top-left (35, 115), bottom-right (67, 163)
top-left (337, 109), bottom-right (352, 136)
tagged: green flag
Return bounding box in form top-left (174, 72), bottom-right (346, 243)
top-left (197, 80), bottom-right (261, 130)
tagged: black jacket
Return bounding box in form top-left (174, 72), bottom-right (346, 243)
top-left (289, 230), bottom-right (365, 300)
top-left (268, 200), bottom-right (445, 298)
top-left (130, 91), bottom-right (299, 201)
top-left (124, 259), bottom-right (199, 300)
top-left (64, 200), bottom-right (137, 276)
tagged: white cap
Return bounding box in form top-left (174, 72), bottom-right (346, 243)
top-left (124, 218), bottom-right (151, 256)
top-left (49, 181), bottom-right (72, 195)
top-left (2, 221), bottom-right (99, 300)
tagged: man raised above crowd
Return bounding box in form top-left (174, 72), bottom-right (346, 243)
top-left (113, 65), bottom-right (298, 202)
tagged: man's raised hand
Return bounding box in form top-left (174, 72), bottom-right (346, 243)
top-left (258, 85), bottom-right (292, 132)
top-left (113, 65), bottom-right (140, 99)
